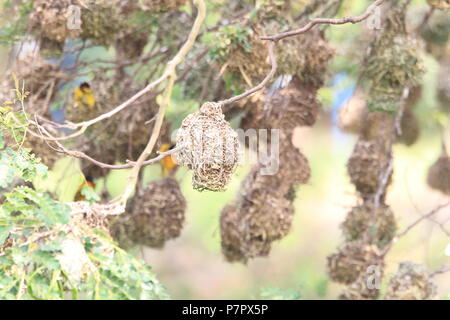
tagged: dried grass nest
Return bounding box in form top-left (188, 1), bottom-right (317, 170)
top-left (109, 177), bottom-right (186, 248)
top-left (220, 131), bottom-right (311, 263)
top-left (175, 102), bottom-right (240, 192)
top-left (327, 241), bottom-right (383, 285)
top-left (347, 137), bottom-right (392, 197)
top-left (341, 202), bottom-right (396, 249)
top-left (214, 22), bottom-right (333, 90)
top-left (385, 262), bottom-right (437, 300)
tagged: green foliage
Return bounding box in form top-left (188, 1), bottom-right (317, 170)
top-left (0, 91), bottom-right (169, 300)
top-left (208, 24), bottom-right (253, 62)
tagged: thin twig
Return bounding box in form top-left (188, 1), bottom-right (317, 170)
top-left (260, 0), bottom-right (385, 41)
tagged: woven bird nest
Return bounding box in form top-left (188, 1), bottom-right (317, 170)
top-left (341, 202), bottom-right (396, 249)
top-left (110, 178), bottom-right (186, 248)
top-left (241, 76), bottom-right (322, 132)
top-left (338, 90), bottom-right (368, 135)
top-left (427, 146), bottom-right (450, 195)
top-left (437, 58), bottom-right (450, 111)
top-left (327, 241), bottom-right (383, 285)
top-left (175, 102), bottom-right (240, 191)
top-left (220, 131), bottom-right (310, 263)
top-left (397, 108), bottom-right (420, 146)
top-left (347, 138), bottom-right (392, 197)
top-left (385, 262), bottom-right (437, 300)
top-left (29, 0), bottom-right (81, 44)
top-left (79, 0), bottom-right (127, 46)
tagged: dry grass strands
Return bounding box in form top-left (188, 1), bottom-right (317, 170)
top-left (341, 202), bottom-right (396, 249)
top-left (427, 146), bottom-right (450, 195)
top-left (220, 131), bottom-right (310, 263)
top-left (79, 0), bottom-right (127, 46)
top-left (110, 178), bottom-right (186, 248)
top-left (241, 77), bottom-right (321, 131)
top-left (385, 262), bottom-right (437, 300)
top-left (175, 102), bottom-right (240, 191)
top-left (327, 241), bottom-right (383, 285)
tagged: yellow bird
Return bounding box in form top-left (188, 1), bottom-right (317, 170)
top-left (159, 143), bottom-right (177, 177)
top-left (73, 82), bottom-right (96, 109)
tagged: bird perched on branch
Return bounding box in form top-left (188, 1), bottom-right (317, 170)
top-left (159, 143), bottom-right (177, 177)
top-left (73, 82), bottom-right (96, 109)
top-left (75, 175), bottom-right (96, 201)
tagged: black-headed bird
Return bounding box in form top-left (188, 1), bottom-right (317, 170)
top-left (73, 82), bottom-right (96, 109)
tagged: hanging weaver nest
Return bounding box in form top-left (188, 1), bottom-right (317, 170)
top-left (29, 0), bottom-right (81, 54)
top-left (109, 178), bottom-right (186, 248)
top-left (240, 76), bottom-right (322, 132)
top-left (220, 176), bottom-right (295, 263)
top-left (79, 0), bottom-right (128, 46)
top-left (66, 76), bottom-right (170, 166)
top-left (341, 202), bottom-right (396, 250)
top-left (365, 36), bottom-right (424, 113)
top-left (276, 29), bottom-right (334, 89)
top-left (212, 20), bottom-right (333, 90)
top-left (220, 131), bottom-right (310, 262)
top-left (338, 272), bottom-right (382, 300)
top-left (385, 262), bottom-right (437, 300)
top-left (327, 241), bottom-right (383, 285)
top-left (137, 0), bottom-right (188, 12)
top-left (175, 102), bottom-right (240, 191)
top-left (427, 0), bottom-right (450, 10)
top-left (347, 138), bottom-right (392, 197)
top-left (361, 2), bottom-right (424, 113)
top-left (421, 10), bottom-right (450, 60)
top-left (427, 145), bottom-right (450, 195)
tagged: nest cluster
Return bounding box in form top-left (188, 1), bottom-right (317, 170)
top-left (212, 7), bottom-right (333, 89)
top-left (363, 3), bottom-right (424, 114)
top-left (175, 102), bottom-right (240, 192)
top-left (385, 262), bottom-right (437, 300)
top-left (427, 145), bottom-right (450, 195)
top-left (220, 131), bottom-right (311, 263)
top-left (110, 178), bottom-right (186, 248)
